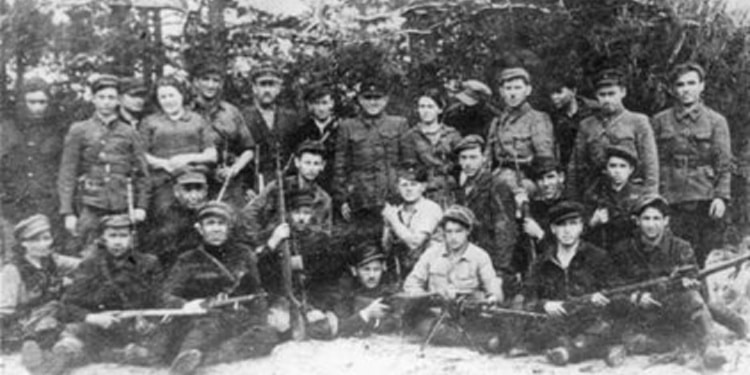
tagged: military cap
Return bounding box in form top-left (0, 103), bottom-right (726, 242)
top-left (287, 189), bottom-right (316, 209)
top-left (100, 214), bottom-right (132, 228)
top-left (631, 193), bottom-right (670, 216)
top-left (358, 78), bottom-right (387, 98)
top-left (119, 77), bottom-right (148, 96)
top-left (296, 140), bottom-right (326, 157)
top-left (441, 205), bottom-right (477, 230)
top-left (594, 69), bottom-right (625, 89)
top-left (173, 166), bottom-right (208, 185)
top-left (396, 161), bottom-right (428, 183)
top-left (605, 144), bottom-right (638, 167)
top-left (530, 156), bottom-right (562, 180)
top-left (453, 134), bottom-right (485, 154)
top-left (548, 200), bottom-right (585, 225)
top-left (198, 201), bottom-right (235, 222)
top-left (498, 67), bottom-right (531, 84)
top-left (14, 214), bottom-right (51, 240)
top-left (22, 77), bottom-right (51, 96)
top-left (304, 83), bottom-right (334, 103)
top-left (671, 62), bottom-right (705, 83)
top-left (250, 62), bottom-right (283, 83)
top-left (455, 80), bottom-right (492, 106)
top-left (351, 241), bottom-right (387, 267)
top-left (91, 74), bottom-right (120, 93)
top-left (191, 60), bottom-right (224, 78)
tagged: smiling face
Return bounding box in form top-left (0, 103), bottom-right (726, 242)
top-left (157, 85), bottom-right (185, 115)
top-left (636, 206), bottom-right (669, 242)
top-left (674, 71), bottom-right (704, 107)
top-left (308, 94), bottom-right (335, 122)
top-left (500, 78), bottom-right (531, 109)
top-left (194, 73), bottom-right (223, 100)
top-left (354, 259), bottom-right (386, 290)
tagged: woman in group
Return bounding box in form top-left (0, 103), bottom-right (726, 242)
top-left (0, 214), bottom-right (80, 352)
top-left (139, 75), bottom-right (218, 215)
top-left (403, 88), bottom-right (462, 208)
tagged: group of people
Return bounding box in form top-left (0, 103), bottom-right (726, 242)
top-left (0, 58), bottom-right (747, 375)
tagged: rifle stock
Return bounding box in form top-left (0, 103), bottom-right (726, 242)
top-left (102, 293), bottom-right (268, 319)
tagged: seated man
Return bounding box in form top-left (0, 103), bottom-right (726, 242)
top-left (404, 205), bottom-right (503, 350)
top-left (164, 201), bottom-right (277, 375)
top-left (382, 161), bottom-right (443, 277)
top-left (610, 194), bottom-right (728, 369)
top-left (521, 201), bottom-right (619, 366)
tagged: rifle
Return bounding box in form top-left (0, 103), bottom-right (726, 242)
top-left (512, 139), bottom-right (536, 278)
top-left (254, 144), bottom-right (264, 193)
top-left (126, 177), bottom-right (138, 246)
top-left (100, 293), bottom-right (268, 320)
top-left (276, 144), bottom-right (307, 340)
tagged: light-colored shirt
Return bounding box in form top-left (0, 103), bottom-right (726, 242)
top-left (392, 197), bottom-right (443, 247)
top-left (0, 254), bottom-right (80, 316)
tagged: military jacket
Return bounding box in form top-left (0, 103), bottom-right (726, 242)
top-left (241, 104), bottom-right (299, 189)
top-left (610, 229), bottom-right (696, 284)
top-left (402, 124), bottom-right (461, 207)
top-left (332, 275), bottom-right (401, 337)
top-left (486, 103), bottom-right (555, 167)
top-left (583, 178), bottom-right (646, 249)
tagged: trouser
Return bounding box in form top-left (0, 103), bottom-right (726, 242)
top-left (522, 307), bottom-right (616, 362)
top-left (670, 201), bottom-right (726, 267)
top-left (411, 308), bottom-right (508, 353)
top-left (1, 301), bottom-right (63, 352)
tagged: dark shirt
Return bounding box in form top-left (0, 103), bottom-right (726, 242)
top-left (583, 178), bottom-right (647, 250)
top-left (332, 274), bottom-right (401, 337)
top-left (192, 99), bottom-right (254, 167)
top-left (285, 116), bottom-right (340, 194)
top-left (442, 102), bottom-right (500, 138)
top-left (610, 229), bottom-right (697, 284)
top-left (550, 96), bottom-right (598, 167)
top-left (241, 104), bottom-right (299, 189)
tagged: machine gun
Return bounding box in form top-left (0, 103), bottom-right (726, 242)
top-left (98, 293), bottom-right (268, 320)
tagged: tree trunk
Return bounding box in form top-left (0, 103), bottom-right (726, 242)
top-left (208, 0), bottom-right (226, 55)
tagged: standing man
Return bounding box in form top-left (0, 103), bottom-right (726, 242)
top-left (241, 63), bottom-right (298, 192)
top-left (485, 67), bottom-right (555, 194)
top-left (190, 61), bottom-right (255, 207)
top-left (443, 79), bottom-right (498, 138)
top-left (57, 75), bottom-right (150, 254)
top-left (652, 63), bottom-right (732, 267)
top-left (547, 77), bottom-right (598, 167)
top-left (567, 69), bottom-right (658, 200)
top-left (117, 77), bottom-right (148, 130)
top-left (333, 78), bottom-right (409, 243)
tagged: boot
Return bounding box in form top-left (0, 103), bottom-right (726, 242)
top-left (170, 349), bottom-right (203, 375)
top-left (605, 345), bottom-right (627, 367)
top-left (21, 341), bottom-right (47, 375)
top-left (546, 346), bottom-right (570, 366)
top-left (709, 303), bottom-right (747, 339)
top-left (702, 344), bottom-right (727, 370)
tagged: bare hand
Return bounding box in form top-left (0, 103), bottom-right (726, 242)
top-left (590, 208), bottom-right (609, 226)
top-left (381, 203), bottom-right (399, 223)
top-left (269, 223), bottom-right (291, 250)
top-left (681, 277), bottom-right (701, 289)
top-left (361, 298), bottom-right (391, 321)
top-left (341, 203), bottom-right (352, 221)
top-left (65, 215), bottom-right (78, 237)
top-left (590, 292), bottom-right (610, 307)
top-left (523, 218), bottom-right (545, 240)
top-left (182, 299), bottom-right (208, 314)
top-left (631, 292), bottom-right (662, 309)
top-left (132, 208), bottom-right (146, 223)
top-left (709, 198), bottom-right (726, 219)
top-left (543, 301), bottom-right (567, 317)
top-left (85, 312), bottom-right (119, 329)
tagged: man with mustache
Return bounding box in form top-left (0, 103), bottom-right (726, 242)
top-left (117, 77), bottom-right (148, 130)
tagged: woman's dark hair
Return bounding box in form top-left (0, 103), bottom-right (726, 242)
top-left (416, 87), bottom-right (447, 109)
top-left (154, 75), bottom-right (191, 108)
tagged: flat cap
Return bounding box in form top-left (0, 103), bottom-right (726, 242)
top-left (304, 83), bottom-right (334, 103)
top-left (498, 67), bottom-right (531, 84)
top-left (671, 62), bottom-right (706, 82)
top-left (359, 78), bottom-right (387, 98)
top-left (14, 214), bottom-right (51, 240)
top-left (455, 80), bottom-right (492, 106)
top-left (351, 241), bottom-right (387, 267)
top-left (173, 166), bottom-right (208, 185)
top-left (605, 144), bottom-right (638, 167)
top-left (22, 77), bottom-right (51, 96)
top-left (91, 74), bottom-right (120, 93)
top-left (548, 200), bottom-right (585, 225)
top-left (453, 134), bottom-right (485, 154)
top-left (441, 205), bottom-right (477, 229)
top-left (250, 62), bottom-right (283, 82)
top-left (191, 60), bottom-right (224, 78)
top-left (296, 140), bottom-right (326, 157)
top-left (631, 193), bottom-right (670, 216)
top-left (198, 201), bottom-right (235, 222)
top-left (594, 69), bottom-right (625, 89)
top-left (100, 214), bottom-right (132, 229)
top-left (396, 160), bottom-right (428, 183)
top-left (119, 77), bottom-right (148, 96)
top-left (530, 156), bottom-right (562, 180)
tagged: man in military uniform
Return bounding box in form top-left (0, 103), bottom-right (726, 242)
top-left (485, 67), bottom-right (555, 194)
top-left (610, 195), bottom-right (727, 368)
top-left (443, 79), bottom-right (499, 138)
top-left (333, 78), bottom-right (409, 244)
top-left (57, 75), bottom-right (150, 255)
top-left (164, 201), bottom-right (277, 375)
top-left (583, 145), bottom-right (646, 250)
top-left (117, 77), bottom-right (148, 129)
top-left (1, 78), bottom-right (66, 236)
top-left (25, 215), bottom-right (174, 375)
top-left (652, 63), bottom-right (732, 267)
top-left (190, 60), bottom-right (255, 207)
top-left (241, 63), bottom-right (298, 193)
top-left (547, 77), bottom-right (598, 167)
top-left (567, 69), bottom-right (658, 200)
top-left (451, 135), bottom-right (518, 290)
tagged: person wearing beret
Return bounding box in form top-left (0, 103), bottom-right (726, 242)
top-left (57, 74), bottom-right (151, 256)
top-left (582, 145), bottom-right (647, 250)
top-left (118, 77), bottom-right (149, 130)
top-left (332, 77), bottom-right (409, 244)
top-left (31, 215), bottom-right (174, 375)
top-left (521, 200), bottom-right (620, 366)
top-left (164, 201), bottom-right (277, 374)
top-left (442, 79), bottom-right (501, 138)
top-left (652, 63), bottom-right (732, 268)
top-left (240, 62), bottom-right (299, 192)
top-left (608, 194), bottom-right (729, 369)
top-left (1, 215), bottom-right (79, 353)
top-left (567, 68), bottom-right (658, 201)
top-left (189, 60), bottom-right (256, 208)
top-left (485, 67), bottom-right (555, 197)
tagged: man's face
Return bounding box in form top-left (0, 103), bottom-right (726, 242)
top-left (119, 92), bottom-right (146, 114)
top-left (197, 216), bottom-right (230, 247)
top-left (551, 217), bottom-right (583, 247)
top-left (24, 91), bottom-right (50, 119)
top-left (458, 147), bottom-right (485, 177)
top-left (294, 153), bottom-right (325, 182)
top-left (417, 96), bottom-right (442, 124)
top-left (636, 207), bottom-right (669, 241)
top-left (93, 87), bottom-right (119, 117)
top-left (157, 85), bottom-right (184, 115)
top-left (397, 177), bottom-right (425, 204)
top-left (354, 260), bottom-right (385, 290)
top-left (194, 73), bottom-right (223, 100)
top-left (102, 227), bottom-right (132, 258)
top-left (308, 94), bottom-right (335, 122)
top-left (21, 230), bottom-right (54, 258)
top-left (536, 170), bottom-right (565, 200)
top-left (358, 94), bottom-right (388, 116)
top-left (550, 86), bottom-right (575, 110)
top-left (500, 78), bottom-right (531, 109)
top-left (443, 221), bottom-right (470, 252)
top-left (674, 71), bottom-right (704, 107)
top-left (595, 85), bottom-right (626, 114)
top-left (290, 206), bottom-right (314, 230)
top-left (605, 156), bottom-right (634, 187)
top-left (252, 78), bottom-right (282, 107)
top-left (173, 183), bottom-right (208, 210)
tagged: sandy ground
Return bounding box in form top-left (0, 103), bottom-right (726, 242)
top-left (1, 333), bottom-right (748, 375)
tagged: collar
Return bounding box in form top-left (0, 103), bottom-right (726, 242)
top-left (540, 240), bottom-right (583, 264)
top-left (504, 102), bottom-right (532, 117)
top-left (94, 113), bottom-right (120, 128)
top-left (441, 242), bottom-right (470, 261)
top-left (675, 102), bottom-right (704, 122)
top-left (639, 228), bottom-right (673, 253)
